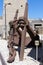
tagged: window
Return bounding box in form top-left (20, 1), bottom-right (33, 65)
top-left (21, 5), bottom-right (23, 7)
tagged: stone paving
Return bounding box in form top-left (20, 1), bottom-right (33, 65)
top-left (0, 40), bottom-right (43, 65)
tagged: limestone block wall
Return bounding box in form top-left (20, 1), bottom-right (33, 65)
top-left (3, 0), bottom-right (27, 36)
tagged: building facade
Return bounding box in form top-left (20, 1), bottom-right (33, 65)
top-left (0, 0), bottom-right (43, 38)
top-left (0, 0), bottom-right (27, 38)
top-left (30, 19), bottom-right (43, 34)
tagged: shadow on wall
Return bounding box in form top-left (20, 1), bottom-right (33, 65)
top-left (0, 53), bottom-right (7, 65)
top-left (27, 47), bottom-right (43, 63)
top-left (27, 47), bottom-right (36, 59)
top-left (39, 63), bottom-right (43, 65)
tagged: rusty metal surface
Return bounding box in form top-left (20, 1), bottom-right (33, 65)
top-left (20, 26), bottom-right (26, 61)
top-left (7, 3), bottom-right (35, 62)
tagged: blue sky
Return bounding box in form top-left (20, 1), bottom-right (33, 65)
top-left (28, 0), bottom-right (43, 19)
top-left (0, 0), bottom-right (3, 16)
top-left (0, 0), bottom-right (43, 19)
